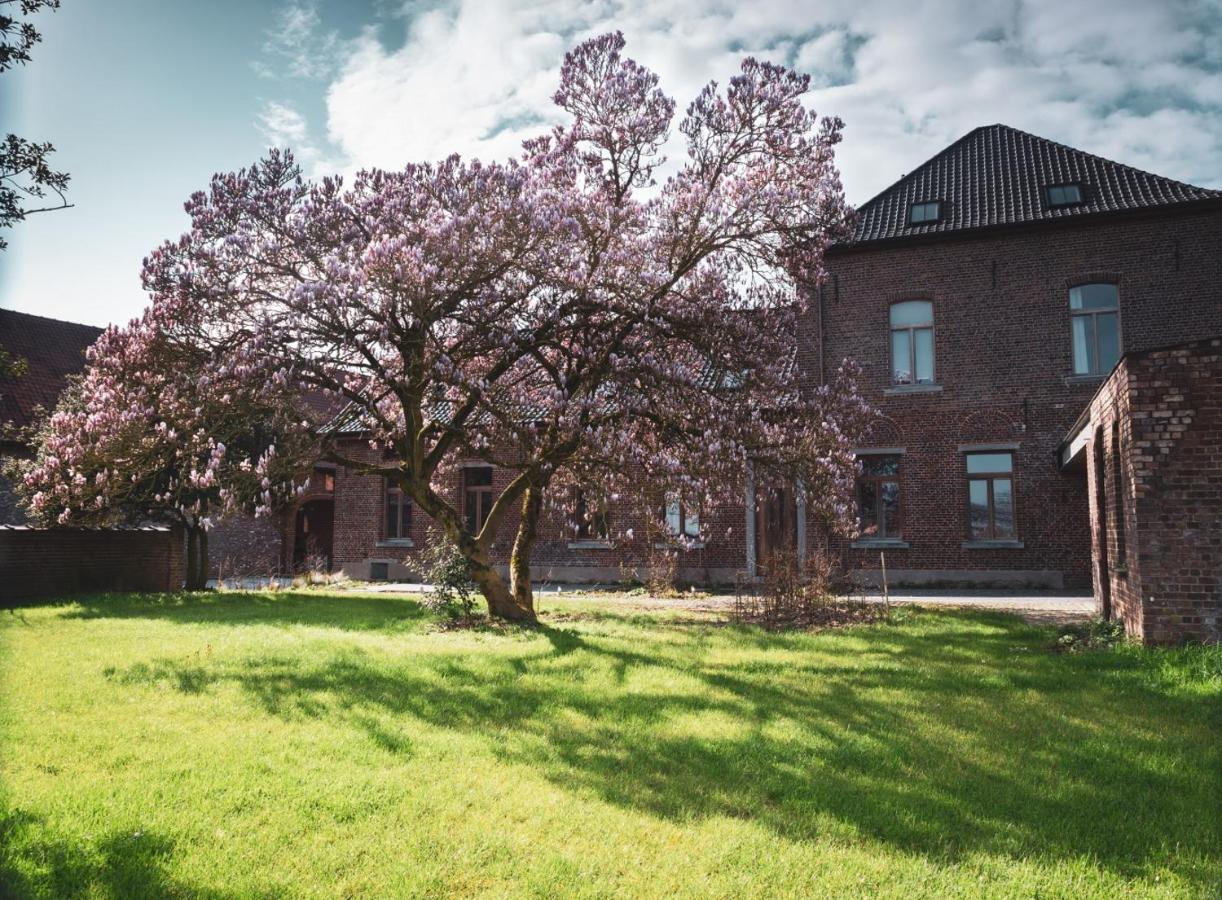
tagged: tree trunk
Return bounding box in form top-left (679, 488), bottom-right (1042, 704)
top-left (183, 524), bottom-right (210, 591)
top-left (473, 561), bottom-right (535, 622)
top-left (197, 526), bottom-right (210, 590)
top-left (184, 524), bottom-right (199, 591)
top-left (442, 517), bottom-right (535, 622)
top-left (415, 484), bottom-right (537, 622)
top-left (509, 484), bottom-right (542, 615)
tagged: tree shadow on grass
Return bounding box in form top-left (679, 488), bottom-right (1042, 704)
top-left (0, 810), bottom-right (285, 899)
top-left (54, 590), bottom-right (432, 633)
top-left (98, 609), bottom-right (1221, 889)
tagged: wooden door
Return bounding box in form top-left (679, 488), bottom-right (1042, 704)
top-left (755, 486), bottom-right (797, 576)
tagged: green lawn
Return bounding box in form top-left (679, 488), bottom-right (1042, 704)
top-left (1, 591), bottom-right (1219, 898)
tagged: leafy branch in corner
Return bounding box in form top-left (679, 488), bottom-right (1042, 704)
top-left (1, 0), bottom-right (69, 249)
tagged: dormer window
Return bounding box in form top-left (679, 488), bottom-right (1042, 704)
top-left (1046, 184), bottom-right (1083, 207)
top-left (908, 201), bottom-right (941, 225)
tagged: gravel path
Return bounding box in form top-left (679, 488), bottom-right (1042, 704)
top-left (339, 581), bottom-right (1097, 627)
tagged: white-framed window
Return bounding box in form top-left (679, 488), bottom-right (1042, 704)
top-left (664, 495), bottom-right (700, 539)
top-left (1046, 183), bottom-right (1083, 207)
top-left (1070, 283), bottom-right (1120, 376)
top-left (890, 300), bottom-right (935, 385)
top-left (857, 454), bottom-right (901, 539)
top-left (574, 489), bottom-right (610, 540)
top-left (384, 480), bottom-right (411, 540)
top-left (463, 466), bottom-right (494, 534)
top-left (908, 201), bottom-right (941, 224)
top-left (966, 452), bottom-right (1016, 541)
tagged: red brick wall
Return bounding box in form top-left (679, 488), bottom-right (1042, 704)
top-left (208, 512), bottom-right (286, 580)
top-left (326, 439), bottom-right (753, 584)
top-left (0, 526), bottom-right (185, 603)
top-left (807, 205), bottom-right (1222, 588)
top-left (1084, 339), bottom-right (1221, 644)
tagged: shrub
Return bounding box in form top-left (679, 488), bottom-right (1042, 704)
top-left (732, 548), bottom-right (876, 629)
top-left (421, 535), bottom-right (480, 619)
top-left (1054, 618), bottom-right (1128, 652)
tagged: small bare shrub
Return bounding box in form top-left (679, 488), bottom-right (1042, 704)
top-left (420, 535), bottom-right (480, 619)
top-left (733, 548), bottom-right (877, 630)
top-left (645, 544), bottom-right (681, 598)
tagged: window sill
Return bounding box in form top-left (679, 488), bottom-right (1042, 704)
top-left (852, 539), bottom-right (910, 550)
top-left (652, 541), bottom-right (707, 551)
top-left (884, 383), bottom-right (943, 396)
top-left (375, 539), bottom-right (414, 549)
top-left (568, 540), bottom-right (614, 550)
top-left (961, 540), bottom-right (1024, 550)
top-left (1064, 374), bottom-right (1106, 386)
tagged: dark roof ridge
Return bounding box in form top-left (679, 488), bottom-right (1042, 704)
top-left (846, 123), bottom-right (1222, 245)
top-left (0, 308), bottom-right (108, 331)
top-left (974, 123), bottom-right (1221, 198)
top-left (855, 124), bottom-right (995, 213)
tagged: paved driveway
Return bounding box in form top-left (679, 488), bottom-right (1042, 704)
top-left (856, 588), bottom-right (1096, 625)
top-left (338, 581), bottom-right (1097, 626)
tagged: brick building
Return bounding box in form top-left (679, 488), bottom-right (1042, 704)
top-left (1062, 339), bottom-right (1221, 643)
top-left (298, 125), bottom-right (1219, 607)
top-left (810, 124), bottom-right (1222, 591)
top-left (3, 126), bottom-right (1218, 641)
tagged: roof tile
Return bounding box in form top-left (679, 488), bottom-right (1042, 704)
top-left (0, 309), bottom-right (103, 434)
top-left (849, 124), bottom-right (1222, 244)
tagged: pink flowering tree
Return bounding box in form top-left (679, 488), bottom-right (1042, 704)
top-left (15, 316), bottom-right (314, 588)
top-left (136, 32), bottom-right (868, 619)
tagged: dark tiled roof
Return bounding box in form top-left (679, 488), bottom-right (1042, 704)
top-left (0, 309), bottom-right (104, 434)
top-left (849, 124), bottom-right (1222, 245)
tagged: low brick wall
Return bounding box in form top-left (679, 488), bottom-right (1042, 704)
top-left (0, 525), bottom-right (185, 604)
top-left (1082, 337), bottom-right (1221, 644)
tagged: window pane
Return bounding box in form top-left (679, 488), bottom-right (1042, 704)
top-left (993, 479), bottom-right (1014, 538)
top-left (880, 481), bottom-right (900, 539)
top-left (1062, 184), bottom-right (1082, 203)
top-left (1071, 314), bottom-right (1094, 375)
top-left (386, 495), bottom-right (399, 539)
top-left (665, 497), bottom-right (681, 535)
top-left (464, 492), bottom-right (479, 533)
top-left (891, 329), bottom-right (912, 383)
top-left (890, 300), bottom-right (932, 327)
top-left (1048, 186), bottom-right (1064, 205)
top-left (1096, 312), bottom-right (1120, 372)
top-left (913, 327), bottom-right (934, 383)
top-left (684, 506), bottom-right (700, 538)
top-left (480, 493), bottom-right (493, 532)
top-left (966, 452), bottom-right (1012, 474)
top-left (463, 466), bottom-right (493, 487)
top-left (858, 481), bottom-right (879, 535)
top-left (862, 455), bottom-right (900, 477)
top-left (969, 480), bottom-right (990, 540)
top-left (1069, 283), bottom-right (1117, 311)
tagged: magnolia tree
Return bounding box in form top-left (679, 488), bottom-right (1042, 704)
top-left (16, 316), bottom-right (313, 588)
top-left (134, 32), bottom-right (868, 619)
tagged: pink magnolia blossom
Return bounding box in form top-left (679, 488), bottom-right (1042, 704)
top-left (47, 32), bottom-right (869, 617)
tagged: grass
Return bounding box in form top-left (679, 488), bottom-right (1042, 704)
top-left (0, 590), bottom-right (1218, 898)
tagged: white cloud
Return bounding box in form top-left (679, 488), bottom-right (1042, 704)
top-left (255, 0), bottom-right (343, 80)
top-left (271, 0), bottom-right (1222, 200)
top-left (258, 100), bottom-right (338, 177)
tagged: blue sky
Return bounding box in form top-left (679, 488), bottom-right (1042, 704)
top-left (3, 0), bottom-right (1220, 327)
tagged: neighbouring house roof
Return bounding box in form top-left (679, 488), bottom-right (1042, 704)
top-left (847, 123), bottom-right (1222, 245)
top-left (0, 309), bottom-right (104, 439)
